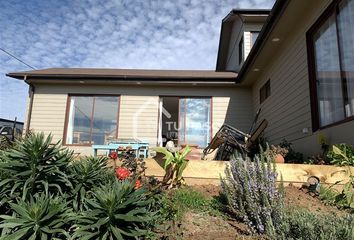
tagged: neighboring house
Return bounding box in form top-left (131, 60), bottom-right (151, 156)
top-left (0, 118), bottom-right (24, 130)
top-left (7, 0), bottom-right (354, 157)
top-left (0, 118), bottom-right (24, 140)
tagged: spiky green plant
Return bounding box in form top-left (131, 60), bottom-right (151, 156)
top-left (69, 156), bottom-right (114, 210)
top-left (0, 133), bottom-right (73, 201)
top-left (0, 193), bottom-right (70, 240)
top-left (72, 179), bottom-right (154, 240)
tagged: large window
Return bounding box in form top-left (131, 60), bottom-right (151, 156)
top-left (65, 95), bottom-right (119, 145)
top-left (308, 0), bottom-right (354, 130)
top-left (178, 98), bottom-right (211, 148)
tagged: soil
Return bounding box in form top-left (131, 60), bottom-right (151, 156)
top-left (168, 184), bottom-right (347, 240)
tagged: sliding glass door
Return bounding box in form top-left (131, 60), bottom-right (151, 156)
top-left (178, 98), bottom-right (211, 148)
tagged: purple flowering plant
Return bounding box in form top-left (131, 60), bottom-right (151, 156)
top-left (221, 147), bottom-right (284, 236)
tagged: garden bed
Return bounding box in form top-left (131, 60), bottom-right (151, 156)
top-left (162, 184), bottom-right (349, 240)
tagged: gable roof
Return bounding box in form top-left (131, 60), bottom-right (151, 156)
top-left (216, 9), bottom-right (270, 71)
top-left (235, 0), bottom-right (289, 83)
top-left (7, 68), bottom-right (237, 82)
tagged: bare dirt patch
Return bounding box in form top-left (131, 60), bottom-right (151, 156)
top-left (284, 184), bottom-right (345, 215)
top-left (170, 184), bottom-right (347, 240)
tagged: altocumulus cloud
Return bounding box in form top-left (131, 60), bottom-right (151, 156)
top-left (0, 0), bottom-right (274, 121)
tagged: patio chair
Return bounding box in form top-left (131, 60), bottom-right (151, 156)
top-left (203, 119), bottom-right (268, 160)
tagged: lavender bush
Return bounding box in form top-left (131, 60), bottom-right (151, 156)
top-left (221, 149), bottom-right (284, 237)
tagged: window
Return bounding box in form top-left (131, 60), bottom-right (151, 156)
top-left (308, 0), bottom-right (354, 130)
top-left (65, 95), bottom-right (119, 145)
top-left (260, 80), bottom-right (271, 104)
top-left (178, 98), bottom-right (211, 148)
top-left (239, 37), bottom-right (244, 64)
top-left (251, 31), bottom-right (260, 47)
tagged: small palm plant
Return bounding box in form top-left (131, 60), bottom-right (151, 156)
top-left (0, 193), bottom-right (70, 240)
top-left (72, 179), bottom-right (154, 240)
top-left (154, 145), bottom-right (191, 188)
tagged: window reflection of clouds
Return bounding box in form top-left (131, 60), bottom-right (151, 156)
top-left (179, 98), bottom-right (211, 148)
top-left (67, 96), bottom-right (119, 145)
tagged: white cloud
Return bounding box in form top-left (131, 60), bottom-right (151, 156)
top-left (0, 0), bottom-right (274, 121)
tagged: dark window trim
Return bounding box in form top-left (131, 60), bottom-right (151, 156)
top-left (62, 94), bottom-right (121, 146)
top-left (259, 79), bottom-right (271, 104)
top-left (306, 0), bottom-right (354, 132)
top-left (239, 36), bottom-right (244, 65)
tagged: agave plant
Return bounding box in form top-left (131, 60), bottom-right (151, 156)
top-left (72, 179), bottom-right (154, 240)
top-left (0, 193), bottom-right (70, 240)
top-left (0, 133), bottom-right (73, 201)
top-left (69, 156), bottom-right (114, 210)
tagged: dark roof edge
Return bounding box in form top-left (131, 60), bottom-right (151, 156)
top-left (236, 0), bottom-right (289, 83)
top-left (231, 9), bottom-right (271, 15)
top-left (0, 118), bottom-right (24, 124)
top-left (6, 74), bottom-right (238, 82)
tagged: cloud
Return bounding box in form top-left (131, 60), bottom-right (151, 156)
top-left (0, 0), bottom-right (274, 121)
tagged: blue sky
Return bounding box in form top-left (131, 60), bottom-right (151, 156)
top-left (0, 0), bottom-right (274, 121)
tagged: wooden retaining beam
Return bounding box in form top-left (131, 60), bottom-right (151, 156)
top-left (144, 158), bottom-right (354, 186)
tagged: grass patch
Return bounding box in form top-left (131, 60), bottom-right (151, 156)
top-left (169, 187), bottom-right (225, 219)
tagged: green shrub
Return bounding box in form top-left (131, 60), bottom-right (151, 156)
top-left (279, 139), bottom-right (304, 163)
top-left (279, 209), bottom-right (354, 240)
top-left (68, 156), bottom-right (114, 211)
top-left (327, 143), bottom-right (354, 166)
top-left (72, 179), bottom-right (154, 239)
top-left (221, 151), bottom-right (284, 236)
top-left (0, 133), bottom-right (73, 201)
top-left (154, 145), bottom-right (191, 188)
top-left (319, 175), bottom-right (354, 211)
top-left (0, 193), bottom-right (70, 240)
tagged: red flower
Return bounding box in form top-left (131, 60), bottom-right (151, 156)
top-left (134, 179), bottom-right (141, 189)
top-left (115, 167), bottom-right (130, 180)
top-left (110, 151), bottom-right (118, 160)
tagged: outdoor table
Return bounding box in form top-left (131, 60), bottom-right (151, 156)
top-left (92, 139), bottom-right (149, 158)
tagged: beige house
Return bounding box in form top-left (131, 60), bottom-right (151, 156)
top-left (7, 0), bottom-right (354, 157)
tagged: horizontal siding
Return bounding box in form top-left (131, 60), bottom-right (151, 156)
top-left (244, 32), bottom-right (251, 59)
top-left (29, 92), bottom-right (67, 142)
top-left (28, 84), bottom-right (253, 154)
top-left (250, 0), bottom-right (346, 156)
top-left (118, 95), bottom-right (159, 146)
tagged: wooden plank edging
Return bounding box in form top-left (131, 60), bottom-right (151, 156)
top-left (145, 159), bottom-right (354, 186)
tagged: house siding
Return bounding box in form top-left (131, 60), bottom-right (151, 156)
top-left (251, 0), bottom-right (354, 156)
top-left (28, 83), bottom-right (253, 155)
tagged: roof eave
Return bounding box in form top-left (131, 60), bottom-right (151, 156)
top-left (235, 0), bottom-right (289, 83)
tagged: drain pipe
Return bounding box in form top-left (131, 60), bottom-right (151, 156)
top-left (24, 75), bottom-right (35, 135)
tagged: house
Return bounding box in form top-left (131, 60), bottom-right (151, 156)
top-left (7, 69), bottom-right (253, 155)
top-left (7, 0), bottom-right (354, 157)
top-left (217, 0), bottom-right (354, 156)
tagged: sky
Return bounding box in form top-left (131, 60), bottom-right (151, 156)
top-left (0, 0), bottom-right (274, 122)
